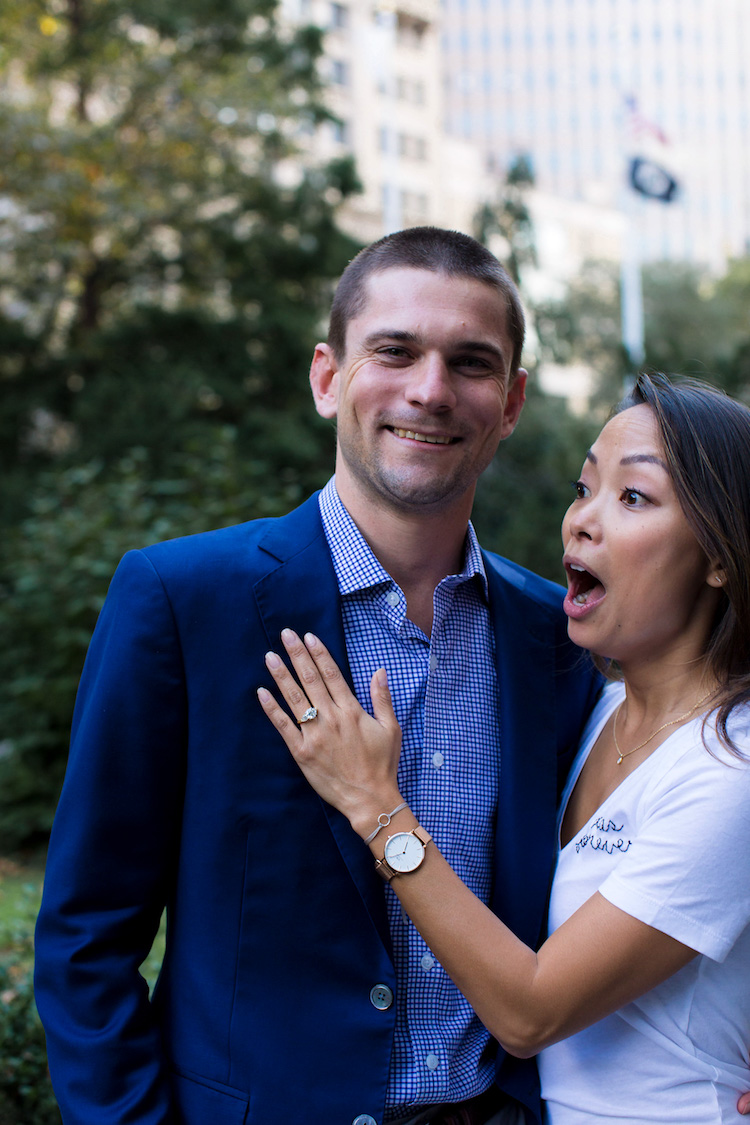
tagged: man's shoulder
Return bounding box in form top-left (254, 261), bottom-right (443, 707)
top-left (481, 548), bottom-right (566, 615)
top-left (128, 492), bottom-right (326, 580)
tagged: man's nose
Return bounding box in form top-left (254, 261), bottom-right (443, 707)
top-left (404, 354), bottom-right (457, 411)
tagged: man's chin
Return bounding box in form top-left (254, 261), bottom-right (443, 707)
top-left (369, 470), bottom-right (475, 513)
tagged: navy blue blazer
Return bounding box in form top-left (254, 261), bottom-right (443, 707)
top-left (35, 493), bottom-right (600, 1125)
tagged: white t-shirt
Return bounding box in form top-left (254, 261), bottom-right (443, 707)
top-left (538, 682), bottom-right (750, 1125)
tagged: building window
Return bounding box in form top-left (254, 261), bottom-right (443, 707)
top-left (396, 133), bottom-right (428, 161)
top-left (396, 14), bottom-right (428, 49)
top-left (332, 118), bottom-right (350, 144)
top-left (330, 2), bottom-right (348, 29)
top-left (331, 58), bottom-right (349, 85)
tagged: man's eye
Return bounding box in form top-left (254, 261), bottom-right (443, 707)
top-left (455, 356), bottom-right (491, 374)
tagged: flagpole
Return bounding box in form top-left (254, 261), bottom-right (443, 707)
top-left (620, 187), bottom-right (645, 392)
top-left (620, 95), bottom-right (678, 394)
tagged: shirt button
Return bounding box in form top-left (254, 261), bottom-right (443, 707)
top-left (429, 652), bottom-right (439, 671)
top-left (425, 1052), bottom-right (440, 1070)
top-left (353, 1117), bottom-right (378, 1125)
top-left (369, 983), bottom-right (394, 1010)
top-left (420, 954), bottom-right (435, 971)
top-left (386, 590), bottom-right (399, 607)
top-left (432, 751), bottom-right (444, 768)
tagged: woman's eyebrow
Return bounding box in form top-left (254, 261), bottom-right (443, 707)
top-left (619, 453), bottom-right (668, 469)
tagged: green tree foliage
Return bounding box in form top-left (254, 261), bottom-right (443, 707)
top-left (473, 381), bottom-right (598, 583)
top-left (0, 864), bottom-right (59, 1123)
top-left (535, 256), bottom-right (750, 404)
top-left (0, 433), bottom-right (312, 848)
top-left (534, 259), bottom-right (627, 405)
top-left (0, 0), bottom-right (361, 848)
top-left (473, 157), bottom-right (597, 581)
top-left (474, 154), bottom-right (537, 284)
top-left (0, 0), bottom-right (360, 507)
top-left (0, 961), bottom-right (60, 1124)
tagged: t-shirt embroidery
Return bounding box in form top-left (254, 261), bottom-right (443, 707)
top-left (575, 816), bottom-right (633, 855)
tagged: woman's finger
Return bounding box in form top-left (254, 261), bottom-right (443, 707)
top-left (256, 685), bottom-right (303, 752)
top-left (369, 667), bottom-right (400, 733)
top-left (263, 648), bottom-right (319, 724)
top-left (300, 632), bottom-right (360, 708)
top-left (278, 628), bottom-right (334, 711)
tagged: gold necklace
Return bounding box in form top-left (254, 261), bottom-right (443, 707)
top-left (613, 689), bottom-right (713, 765)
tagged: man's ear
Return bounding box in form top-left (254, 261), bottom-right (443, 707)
top-left (499, 368), bottom-right (527, 440)
top-left (309, 343), bottom-right (339, 420)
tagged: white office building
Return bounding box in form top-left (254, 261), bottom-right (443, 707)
top-left (281, 0), bottom-right (493, 242)
top-left (441, 0), bottom-right (750, 272)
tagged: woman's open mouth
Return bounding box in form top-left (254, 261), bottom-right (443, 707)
top-left (563, 561), bottom-right (607, 619)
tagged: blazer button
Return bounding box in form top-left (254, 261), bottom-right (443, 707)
top-left (369, 983), bottom-right (394, 1010)
top-left (352, 1116), bottom-right (378, 1125)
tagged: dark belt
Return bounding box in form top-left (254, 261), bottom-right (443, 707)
top-left (387, 1084), bottom-right (504, 1125)
top-left (429, 1085), bottom-right (503, 1125)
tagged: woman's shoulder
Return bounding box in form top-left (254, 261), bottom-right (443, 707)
top-left (643, 705), bottom-right (750, 812)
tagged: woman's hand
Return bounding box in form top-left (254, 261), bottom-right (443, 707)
top-left (257, 629), bottom-right (404, 838)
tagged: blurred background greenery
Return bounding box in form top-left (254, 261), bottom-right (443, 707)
top-left (1, 0), bottom-right (750, 1118)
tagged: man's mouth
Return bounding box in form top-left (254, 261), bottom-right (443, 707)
top-left (389, 427), bottom-right (456, 445)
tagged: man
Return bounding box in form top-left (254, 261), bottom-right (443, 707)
top-left (35, 227), bottom-right (600, 1125)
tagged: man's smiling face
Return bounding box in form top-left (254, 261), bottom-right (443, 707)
top-left (311, 267), bottom-right (526, 517)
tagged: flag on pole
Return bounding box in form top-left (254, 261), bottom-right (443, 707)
top-left (628, 157), bottom-right (679, 202)
top-left (624, 96), bottom-right (679, 203)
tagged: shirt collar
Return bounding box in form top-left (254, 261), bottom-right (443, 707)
top-left (318, 477), bottom-right (489, 600)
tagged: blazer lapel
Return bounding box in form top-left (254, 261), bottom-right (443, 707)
top-left (484, 556), bottom-right (560, 947)
top-left (253, 495), bottom-right (392, 956)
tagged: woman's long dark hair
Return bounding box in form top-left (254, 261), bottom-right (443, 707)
top-left (614, 373), bottom-right (750, 757)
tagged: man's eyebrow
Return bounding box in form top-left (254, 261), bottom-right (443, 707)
top-left (362, 330), bottom-right (420, 348)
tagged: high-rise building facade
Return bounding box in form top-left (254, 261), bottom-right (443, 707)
top-left (442, 0), bottom-right (750, 270)
top-left (282, 0), bottom-right (492, 242)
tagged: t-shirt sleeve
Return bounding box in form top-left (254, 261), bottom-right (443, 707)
top-left (598, 734), bottom-right (750, 962)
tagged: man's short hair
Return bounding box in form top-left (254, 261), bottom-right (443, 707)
top-left (328, 226), bottom-right (525, 375)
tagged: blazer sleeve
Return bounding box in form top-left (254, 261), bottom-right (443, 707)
top-left (35, 549), bottom-right (188, 1124)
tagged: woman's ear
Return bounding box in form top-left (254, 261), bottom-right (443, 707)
top-left (706, 563), bottom-right (726, 589)
top-left (309, 343), bottom-right (340, 420)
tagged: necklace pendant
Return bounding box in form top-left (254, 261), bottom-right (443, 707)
top-left (616, 753), bottom-right (624, 765)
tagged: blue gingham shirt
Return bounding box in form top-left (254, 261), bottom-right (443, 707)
top-left (319, 479), bottom-right (501, 1115)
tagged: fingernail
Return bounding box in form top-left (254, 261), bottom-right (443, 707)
top-left (304, 632), bottom-right (319, 648)
top-left (376, 668), bottom-right (388, 687)
top-left (281, 628), bottom-right (297, 644)
top-left (265, 651), bottom-right (281, 668)
top-left (257, 687), bottom-right (271, 701)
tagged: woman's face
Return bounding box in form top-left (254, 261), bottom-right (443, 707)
top-left (561, 404), bottom-right (721, 671)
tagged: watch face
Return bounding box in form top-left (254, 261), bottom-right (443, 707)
top-left (383, 831), bottom-right (425, 873)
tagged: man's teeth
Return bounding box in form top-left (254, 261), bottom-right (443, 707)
top-left (573, 591), bottom-right (589, 605)
top-left (393, 428), bottom-right (452, 445)
top-left (570, 564), bottom-right (586, 572)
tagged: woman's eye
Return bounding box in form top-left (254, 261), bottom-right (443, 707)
top-left (571, 479), bottom-right (590, 499)
top-left (621, 489), bottom-right (646, 507)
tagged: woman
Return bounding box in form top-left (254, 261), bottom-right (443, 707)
top-left (258, 373), bottom-right (750, 1123)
